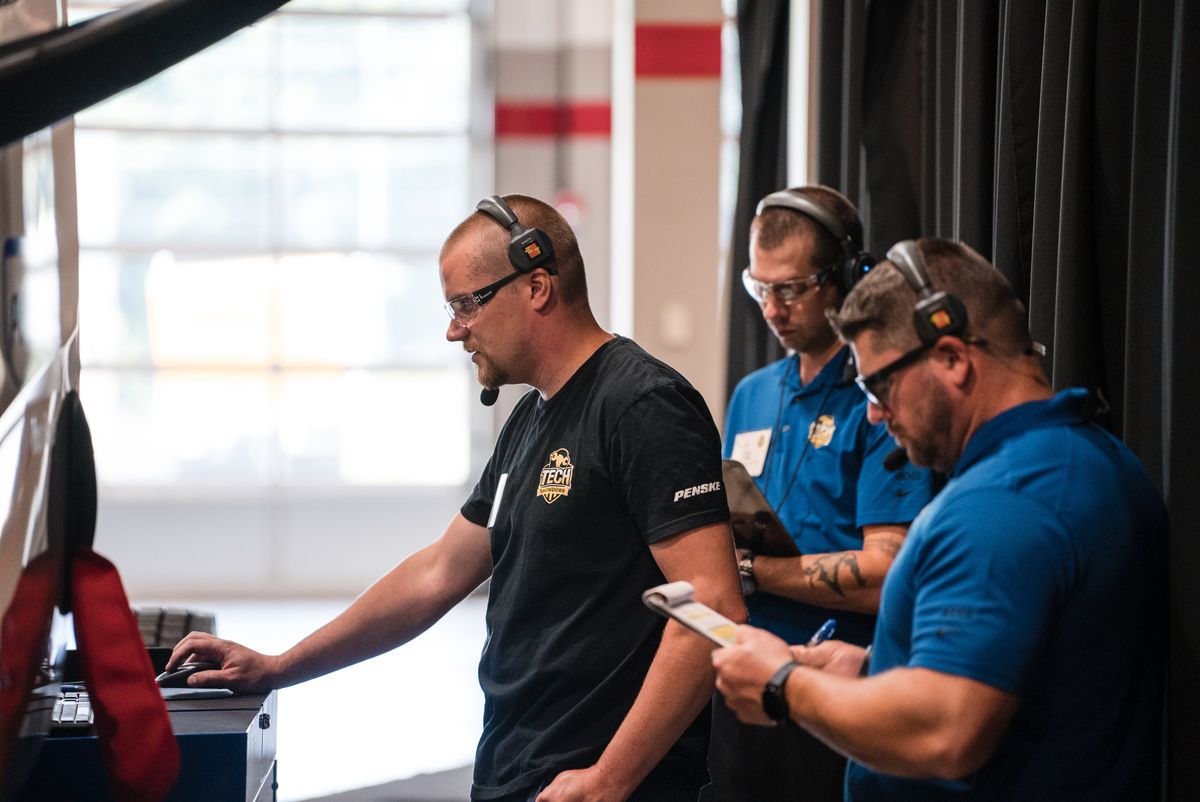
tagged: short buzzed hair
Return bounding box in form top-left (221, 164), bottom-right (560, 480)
top-left (751, 185), bottom-right (863, 274)
top-left (829, 238), bottom-right (1035, 358)
top-left (441, 194), bottom-right (589, 308)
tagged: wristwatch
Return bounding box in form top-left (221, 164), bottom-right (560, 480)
top-left (737, 552), bottom-right (756, 596)
top-left (762, 659), bottom-right (799, 725)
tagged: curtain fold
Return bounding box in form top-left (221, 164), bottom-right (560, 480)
top-left (724, 0), bottom-right (790, 401)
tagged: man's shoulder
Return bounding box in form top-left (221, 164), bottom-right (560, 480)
top-left (728, 358), bottom-right (793, 409)
top-left (592, 337), bottom-right (697, 400)
top-left (964, 415), bottom-right (1135, 496)
top-left (998, 418), bottom-right (1165, 531)
top-left (733, 356), bottom-right (791, 390)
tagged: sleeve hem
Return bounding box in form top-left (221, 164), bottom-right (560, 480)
top-left (643, 508), bottom-right (731, 545)
top-left (906, 657), bottom-right (1020, 695)
top-left (461, 502), bottom-right (490, 528)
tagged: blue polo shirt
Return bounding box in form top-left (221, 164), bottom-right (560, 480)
top-left (848, 388), bottom-right (1167, 800)
top-left (723, 348), bottom-right (932, 646)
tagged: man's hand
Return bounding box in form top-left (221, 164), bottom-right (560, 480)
top-left (535, 766), bottom-right (621, 802)
top-left (166, 631), bottom-right (280, 692)
top-left (712, 624), bottom-right (795, 726)
top-left (792, 640), bottom-right (868, 678)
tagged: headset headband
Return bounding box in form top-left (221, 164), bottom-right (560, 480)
top-left (756, 190), bottom-right (852, 244)
top-left (475, 195), bottom-right (557, 275)
top-left (886, 240), bottom-right (968, 344)
top-left (755, 189), bottom-right (874, 294)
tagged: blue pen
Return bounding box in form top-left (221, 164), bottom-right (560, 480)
top-left (807, 618), bottom-right (836, 646)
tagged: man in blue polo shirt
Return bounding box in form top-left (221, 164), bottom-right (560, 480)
top-left (713, 238), bottom-right (1167, 800)
top-left (703, 187), bottom-right (932, 801)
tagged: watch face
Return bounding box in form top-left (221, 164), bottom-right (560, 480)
top-left (761, 660), bottom-right (798, 724)
top-left (762, 684), bottom-right (788, 723)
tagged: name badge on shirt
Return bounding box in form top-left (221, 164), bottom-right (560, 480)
top-left (487, 473), bottom-right (509, 528)
top-left (730, 429), bottom-right (772, 477)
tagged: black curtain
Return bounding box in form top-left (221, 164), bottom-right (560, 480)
top-left (730, 0), bottom-right (1200, 797)
top-left (723, 0), bottom-right (790, 401)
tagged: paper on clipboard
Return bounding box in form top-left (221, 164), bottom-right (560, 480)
top-left (721, 459), bottom-right (800, 557)
top-left (642, 581), bottom-right (738, 647)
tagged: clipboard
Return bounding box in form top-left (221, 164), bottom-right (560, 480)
top-left (642, 581), bottom-right (738, 647)
top-left (722, 459), bottom-right (800, 557)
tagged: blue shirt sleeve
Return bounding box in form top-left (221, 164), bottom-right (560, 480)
top-left (905, 488), bottom-right (1075, 693)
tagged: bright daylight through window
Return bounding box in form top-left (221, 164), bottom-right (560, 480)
top-left (70, 0), bottom-right (474, 489)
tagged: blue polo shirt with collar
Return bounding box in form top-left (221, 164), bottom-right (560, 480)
top-left (848, 388), bottom-right (1167, 800)
top-left (723, 347), bottom-right (933, 646)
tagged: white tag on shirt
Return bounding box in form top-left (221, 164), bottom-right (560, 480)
top-left (730, 429), bottom-right (772, 477)
top-left (487, 473), bottom-right (509, 528)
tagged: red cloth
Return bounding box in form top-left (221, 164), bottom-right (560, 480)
top-left (72, 549), bottom-right (179, 800)
top-left (0, 549), bottom-right (179, 800)
top-left (0, 550), bottom-right (57, 784)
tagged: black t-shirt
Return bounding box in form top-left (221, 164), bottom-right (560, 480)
top-left (461, 336), bottom-right (730, 799)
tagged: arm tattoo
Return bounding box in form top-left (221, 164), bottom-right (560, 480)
top-left (864, 534), bottom-right (906, 558)
top-left (803, 553), bottom-right (865, 598)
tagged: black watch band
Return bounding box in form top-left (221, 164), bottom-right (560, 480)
top-left (761, 659), bottom-right (799, 725)
top-left (737, 553), bottom-right (756, 596)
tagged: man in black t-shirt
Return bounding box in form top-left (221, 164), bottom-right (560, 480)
top-left (168, 194), bottom-right (746, 802)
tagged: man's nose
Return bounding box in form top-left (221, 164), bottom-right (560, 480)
top-left (446, 318), bottom-right (468, 342)
top-left (866, 399), bottom-right (888, 425)
top-left (761, 293), bottom-right (787, 320)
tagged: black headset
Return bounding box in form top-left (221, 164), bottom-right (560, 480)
top-left (755, 188), bottom-right (875, 295)
top-left (475, 195), bottom-right (558, 275)
top-left (885, 239), bottom-right (969, 344)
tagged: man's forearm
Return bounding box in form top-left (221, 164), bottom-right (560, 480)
top-left (753, 524), bottom-right (906, 614)
top-left (785, 665), bottom-right (1016, 780)
top-left (275, 557), bottom-right (463, 686)
top-left (753, 550), bottom-right (891, 613)
top-left (275, 520), bottom-right (493, 687)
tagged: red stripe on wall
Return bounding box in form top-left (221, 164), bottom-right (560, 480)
top-left (495, 102), bottom-right (611, 138)
top-left (635, 23), bottom-right (723, 78)
top-left (560, 103), bottom-right (611, 135)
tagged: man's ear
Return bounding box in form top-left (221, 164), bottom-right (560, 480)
top-left (528, 268), bottom-right (554, 311)
top-left (932, 336), bottom-right (972, 388)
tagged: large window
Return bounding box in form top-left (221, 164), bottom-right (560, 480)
top-left (70, 0), bottom-right (476, 490)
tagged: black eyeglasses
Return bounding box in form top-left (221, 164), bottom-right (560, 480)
top-left (856, 336), bottom-right (988, 407)
top-left (444, 271), bottom-right (525, 327)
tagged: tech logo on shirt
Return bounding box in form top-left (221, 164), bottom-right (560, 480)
top-left (537, 448), bottom-right (574, 504)
top-left (808, 414), bottom-right (836, 448)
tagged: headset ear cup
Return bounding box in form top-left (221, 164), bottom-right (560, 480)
top-left (507, 242), bottom-right (533, 273)
top-left (838, 253), bottom-right (875, 295)
top-left (508, 229), bottom-right (556, 274)
top-left (912, 292), bottom-right (968, 345)
top-left (476, 195), bottom-right (558, 274)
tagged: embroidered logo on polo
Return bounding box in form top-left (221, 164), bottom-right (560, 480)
top-left (808, 414), bottom-right (836, 448)
top-left (536, 448), bottom-right (574, 503)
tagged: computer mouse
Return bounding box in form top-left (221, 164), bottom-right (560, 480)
top-left (155, 660), bottom-right (219, 688)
